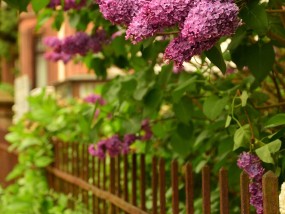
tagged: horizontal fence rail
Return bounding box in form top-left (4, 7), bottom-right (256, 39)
top-left (43, 141), bottom-right (280, 214)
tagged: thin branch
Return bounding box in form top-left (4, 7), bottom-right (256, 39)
top-left (266, 9), bottom-right (285, 13)
top-left (244, 107), bottom-right (255, 144)
top-left (275, 68), bottom-right (285, 90)
top-left (255, 102), bottom-right (285, 109)
top-left (267, 31), bottom-right (285, 46)
top-left (269, 72), bottom-right (282, 102)
top-left (237, 90), bottom-right (255, 144)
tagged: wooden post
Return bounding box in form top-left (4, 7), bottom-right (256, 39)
top-left (262, 171), bottom-right (279, 214)
top-left (202, 165), bottom-right (211, 214)
top-left (159, 158), bottom-right (166, 214)
top-left (240, 171), bottom-right (250, 214)
top-left (171, 160), bottom-right (179, 214)
top-left (219, 168), bottom-right (228, 214)
top-left (185, 163), bottom-right (194, 214)
top-left (152, 156), bottom-right (158, 214)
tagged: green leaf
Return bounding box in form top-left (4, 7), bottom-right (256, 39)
top-left (34, 156), bottom-right (53, 167)
top-left (6, 165), bottom-right (25, 180)
top-left (225, 115), bottom-right (232, 128)
top-left (265, 113), bottom-right (285, 128)
top-left (228, 27), bottom-right (247, 50)
top-left (205, 46), bottom-right (226, 74)
top-left (233, 124), bottom-right (251, 150)
top-left (203, 96), bottom-right (228, 120)
top-left (173, 96), bottom-right (194, 124)
top-left (172, 76), bottom-right (197, 103)
top-left (176, 122), bottom-right (194, 140)
top-left (31, 0), bottom-right (49, 13)
top-left (232, 43), bottom-right (274, 81)
top-left (240, 2), bottom-right (268, 35)
top-left (170, 133), bottom-right (192, 156)
top-left (246, 43), bottom-right (275, 81)
top-left (256, 145), bottom-right (273, 163)
top-left (18, 138), bottom-right (41, 151)
top-left (240, 91), bottom-right (249, 107)
top-left (255, 140), bottom-right (281, 164)
top-left (4, 0), bottom-right (30, 11)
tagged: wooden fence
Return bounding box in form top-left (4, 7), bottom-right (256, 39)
top-left (0, 130), bottom-right (18, 188)
top-left (45, 141), bottom-right (280, 214)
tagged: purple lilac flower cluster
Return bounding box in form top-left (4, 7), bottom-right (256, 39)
top-left (48, 0), bottom-right (86, 10)
top-left (83, 94), bottom-right (106, 105)
top-left (88, 134), bottom-right (138, 159)
top-left (43, 30), bottom-right (108, 63)
top-left (96, 0), bottom-right (240, 71)
top-left (89, 119), bottom-right (153, 159)
top-left (237, 152), bottom-right (265, 214)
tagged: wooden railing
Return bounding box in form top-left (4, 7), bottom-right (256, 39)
top-left (44, 141), bottom-right (280, 214)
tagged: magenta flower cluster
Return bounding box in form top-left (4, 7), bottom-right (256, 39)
top-left (48, 0), bottom-right (86, 10)
top-left (43, 30), bottom-right (108, 63)
top-left (83, 94), bottom-right (106, 106)
top-left (237, 152), bottom-right (265, 214)
top-left (96, 0), bottom-right (240, 70)
top-left (89, 119), bottom-right (153, 159)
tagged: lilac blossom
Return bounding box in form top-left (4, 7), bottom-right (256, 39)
top-left (43, 30), bottom-right (108, 63)
top-left (126, 0), bottom-right (194, 43)
top-left (83, 94), bottom-right (106, 105)
top-left (89, 134), bottom-right (138, 158)
top-left (164, 34), bottom-right (218, 70)
top-left (237, 152), bottom-right (265, 214)
top-left (44, 52), bottom-right (72, 64)
top-left (61, 32), bottom-right (90, 56)
top-left (181, 0), bottom-right (240, 43)
top-left (121, 134), bottom-right (137, 154)
top-left (98, 0), bottom-right (149, 25)
top-left (140, 119), bottom-right (153, 141)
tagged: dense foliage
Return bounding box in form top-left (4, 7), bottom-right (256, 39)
top-left (3, 0), bottom-right (285, 213)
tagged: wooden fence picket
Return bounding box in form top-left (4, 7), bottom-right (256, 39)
top-left (202, 165), bottom-right (211, 214)
top-left (185, 163), bottom-right (194, 214)
top-left (219, 168), bottom-right (229, 214)
top-left (263, 171), bottom-right (279, 214)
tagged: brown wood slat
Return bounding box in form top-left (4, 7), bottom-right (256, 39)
top-left (116, 155), bottom-right (122, 213)
top-left (185, 163), bottom-right (194, 214)
top-left (202, 165), bottom-right (211, 214)
top-left (46, 166), bottom-right (148, 214)
top-left (83, 144), bottom-right (89, 208)
top-left (240, 171), bottom-right (250, 214)
top-left (152, 156), bottom-right (158, 214)
top-left (97, 158), bottom-right (101, 214)
top-left (140, 154), bottom-right (146, 211)
top-left (159, 158), bottom-right (166, 214)
top-left (171, 160), bottom-right (179, 214)
top-left (103, 158), bottom-right (107, 212)
top-left (262, 171), bottom-right (279, 214)
top-left (132, 154), bottom-right (137, 206)
top-left (92, 155), bottom-right (96, 214)
top-left (110, 157), bottom-right (116, 214)
top-left (55, 141), bottom-right (60, 192)
top-left (219, 168), bottom-right (228, 214)
top-left (124, 155), bottom-right (129, 214)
